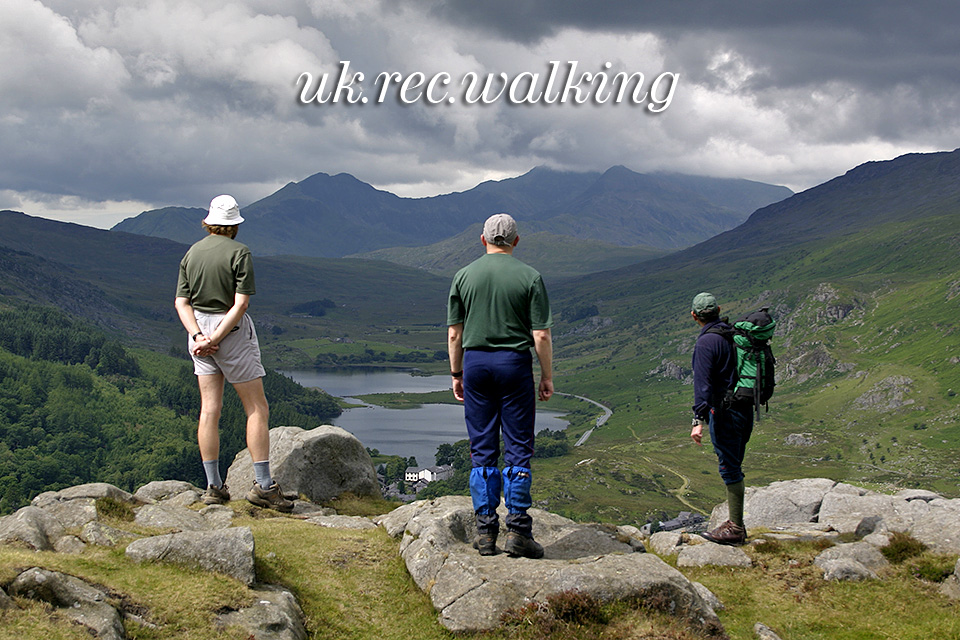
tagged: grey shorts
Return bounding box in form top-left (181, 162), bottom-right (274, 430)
top-left (190, 311), bottom-right (266, 384)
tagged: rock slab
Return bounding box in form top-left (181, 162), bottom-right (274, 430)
top-left (126, 526), bottom-right (256, 585)
top-left (378, 495), bottom-right (723, 635)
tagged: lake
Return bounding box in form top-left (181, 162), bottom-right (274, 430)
top-left (279, 368), bottom-right (568, 466)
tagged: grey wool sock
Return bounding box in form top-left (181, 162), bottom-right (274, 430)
top-left (202, 460), bottom-right (223, 489)
top-left (253, 460), bottom-right (273, 489)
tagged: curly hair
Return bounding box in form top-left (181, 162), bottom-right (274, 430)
top-left (202, 222), bottom-right (238, 239)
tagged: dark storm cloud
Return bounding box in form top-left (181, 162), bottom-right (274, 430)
top-left (427, 1), bottom-right (960, 87)
top-left (1, 1), bottom-right (956, 227)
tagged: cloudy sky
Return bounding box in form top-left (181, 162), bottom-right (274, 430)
top-left (2, 1), bottom-right (957, 228)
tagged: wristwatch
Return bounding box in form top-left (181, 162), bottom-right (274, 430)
top-left (451, 371), bottom-right (463, 378)
top-left (192, 331), bottom-right (203, 341)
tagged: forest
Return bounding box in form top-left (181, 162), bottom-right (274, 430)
top-left (0, 304), bottom-right (341, 513)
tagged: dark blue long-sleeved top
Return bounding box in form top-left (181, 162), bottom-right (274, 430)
top-left (691, 320), bottom-right (738, 420)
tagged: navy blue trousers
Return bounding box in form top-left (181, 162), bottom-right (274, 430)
top-left (708, 402), bottom-right (754, 485)
top-left (463, 348), bottom-right (536, 469)
top-left (463, 348), bottom-right (536, 536)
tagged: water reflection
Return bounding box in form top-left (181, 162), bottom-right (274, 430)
top-left (280, 367), bottom-right (568, 465)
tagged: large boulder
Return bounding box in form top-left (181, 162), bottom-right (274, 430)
top-left (226, 426), bottom-right (380, 503)
top-left (0, 506), bottom-right (65, 551)
top-left (9, 567), bottom-right (125, 640)
top-left (378, 496), bottom-right (723, 635)
top-left (31, 482), bottom-right (139, 509)
top-left (125, 527), bottom-right (256, 585)
top-left (709, 478), bottom-right (838, 529)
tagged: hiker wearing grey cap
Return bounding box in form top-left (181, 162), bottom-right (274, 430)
top-left (447, 213), bottom-right (554, 558)
top-left (689, 292), bottom-right (752, 545)
top-left (174, 195), bottom-right (293, 513)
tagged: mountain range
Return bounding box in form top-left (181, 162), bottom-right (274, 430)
top-left (1, 148), bottom-right (959, 520)
top-left (112, 166), bottom-right (792, 258)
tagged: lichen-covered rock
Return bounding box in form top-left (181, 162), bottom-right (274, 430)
top-left (134, 503), bottom-right (210, 532)
top-left (819, 558), bottom-right (878, 581)
top-left (81, 521), bottom-right (136, 547)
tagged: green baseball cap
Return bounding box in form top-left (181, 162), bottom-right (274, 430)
top-left (691, 292), bottom-right (718, 315)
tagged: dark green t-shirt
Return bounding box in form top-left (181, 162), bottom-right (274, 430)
top-left (176, 234), bottom-right (256, 313)
top-left (447, 253), bottom-right (552, 351)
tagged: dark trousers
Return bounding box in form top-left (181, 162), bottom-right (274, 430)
top-left (463, 348), bottom-right (535, 468)
top-left (708, 403), bottom-right (754, 485)
top-left (463, 348), bottom-right (536, 536)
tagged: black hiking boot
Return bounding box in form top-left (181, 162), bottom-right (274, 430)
top-left (473, 532), bottom-right (498, 556)
top-left (504, 531), bottom-right (544, 559)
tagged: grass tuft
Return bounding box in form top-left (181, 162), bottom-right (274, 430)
top-left (95, 497), bottom-right (135, 522)
top-left (881, 531), bottom-right (927, 564)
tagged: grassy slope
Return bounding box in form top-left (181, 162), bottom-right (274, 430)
top-left (530, 208), bottom-right (960, 524)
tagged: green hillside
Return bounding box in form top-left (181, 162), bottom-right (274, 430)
top-left (534, 150), bottom-right (960, 522)
top-left (0, 303), bottom-right (340, 514)
top-left (352, 224), bottom-right (669, 280)
top-left (0, 211), bottom-right (448, 358)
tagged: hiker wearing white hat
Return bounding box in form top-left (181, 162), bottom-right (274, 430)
top-left (174, 195), bottom-right (293, 512)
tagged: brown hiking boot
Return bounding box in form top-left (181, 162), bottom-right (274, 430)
top-left (504, 531), bottom-right (544, 559)
top-left (473, 532), bottom-right (498, 556)
top-left (700, 520), bottom-right (747, 546)
top-left (202, 484), bottom-right (230, 505)
top-left (246, 482), bottom-right (294, 512)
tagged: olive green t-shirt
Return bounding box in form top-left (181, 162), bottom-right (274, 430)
top-left (176, 234), bottom-right (256, 313)
top-left (447, 253), bottom-right (552, 351)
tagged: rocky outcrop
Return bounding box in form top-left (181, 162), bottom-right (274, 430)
top-left (0, 506), bottom-right (65, 551)
top-left (377, 495), bottom-right (723, 635)
top-left (853, 375), bottom-right (916, 411)
top-left (226, 425), bottom-right (381, 503)
top-left (126, 526), bottom-right (257, 585)
top-left (708, 478), bottom-right (960, 553)
top-left (8, 567), bottom-right (126, 640)
top-left (218, 584), bottom-right (308, 640)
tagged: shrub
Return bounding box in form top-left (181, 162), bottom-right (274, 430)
top-left (907, 555), bottom-right (956, 582)
top-left (881, 531), bottom-right (927, 564)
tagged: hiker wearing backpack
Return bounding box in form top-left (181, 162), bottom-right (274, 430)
top-left (688, 292), bottom-right (772, 546)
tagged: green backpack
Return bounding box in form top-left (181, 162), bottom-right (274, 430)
top-left (707, 308), bottom-right (777, 417)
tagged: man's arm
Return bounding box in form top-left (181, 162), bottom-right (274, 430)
top-left (533, 328), bottom-right (553, 401)
top-left (175, 296), bottom-right (218, 357)
top-left (448, 323), bottom-right (465, 402)
top-left (206, 293), bottom-right (251, 346)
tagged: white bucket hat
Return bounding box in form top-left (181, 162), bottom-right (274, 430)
top-left (204, 194), bottom-right (244, 225)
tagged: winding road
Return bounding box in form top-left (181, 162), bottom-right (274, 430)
top-left (557, 392), bottom-right (612, 446)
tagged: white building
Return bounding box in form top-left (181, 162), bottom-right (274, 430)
top-left (404, 465), bottom-right (455, 484)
